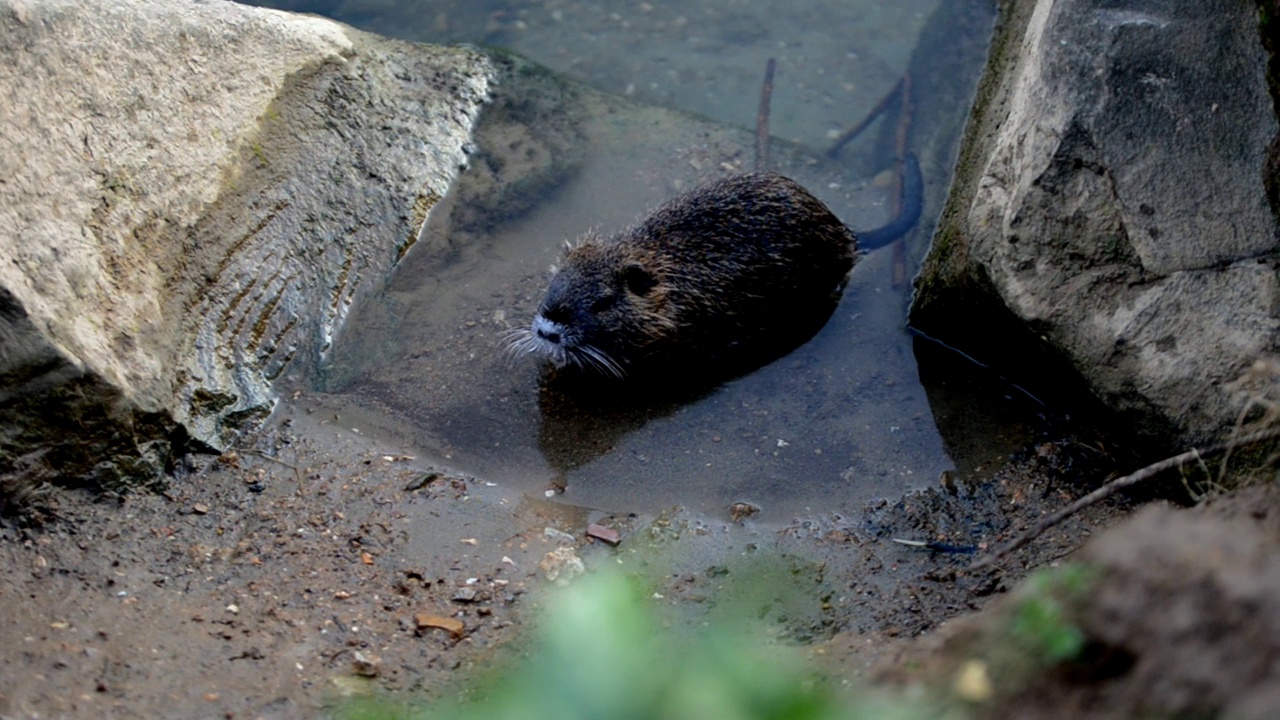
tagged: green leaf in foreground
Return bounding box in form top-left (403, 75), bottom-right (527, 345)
top-left (338, 572), bottom-right (937, 720)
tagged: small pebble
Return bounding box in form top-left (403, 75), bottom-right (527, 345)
top-left (729, 502), bottom-right (760, 522)
top-left (539, 546), bottom-right (584, 585)
top-left (416, 614), bottom-right (464, 636)
top-left (544, 527), bottom-right (575, 544)
top-left (352, 651), bottom-right (381, 677)
top-left (586, 523), bottom-right (621, 546)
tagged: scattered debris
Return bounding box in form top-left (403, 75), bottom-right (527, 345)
top-left (192, 502), bottom-right (210, 515)
top-left (543, 527), bottom-right (576, 544)
top-left (539, 546), bottom-right (584, 585)
top-left (891, 538), bottom-right (977, 554)
top-left (729, 502), bottom-right (760, 522)
top-left (415, 613), bottom-right (464, 637)
top-left (404, 471), bottom-right (442, 491)
top-left (452, 587), bottom-right (479, 603)
top-left (351, 651), bottom-right (381, 677)
top-left (586, 523), bottom-right (621, 545)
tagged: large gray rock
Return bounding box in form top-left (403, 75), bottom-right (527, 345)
top-left (0, 0), bottom-right (495, 497)
top-left (913, 0), bottom-right (1279, 447)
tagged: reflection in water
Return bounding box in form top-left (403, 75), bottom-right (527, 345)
top-left (535, 368), bottom-right (715, 489)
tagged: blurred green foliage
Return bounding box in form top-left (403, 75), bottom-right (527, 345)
top-left (1009, 564), bottom-right (1093, 664)
top-left (338, 572), bottom-right (936, 720)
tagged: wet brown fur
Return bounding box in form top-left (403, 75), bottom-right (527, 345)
top-left (526, 172), bottom-right (856, 377)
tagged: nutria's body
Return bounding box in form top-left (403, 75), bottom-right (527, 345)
top-left (510, 159), bottom-right (922, 378)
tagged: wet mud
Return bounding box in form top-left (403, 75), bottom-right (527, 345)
top-left (1, 380), bottom-right (1142, 717)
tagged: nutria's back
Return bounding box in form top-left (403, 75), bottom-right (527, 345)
top-left (509, 172), bottom-right (857, 379)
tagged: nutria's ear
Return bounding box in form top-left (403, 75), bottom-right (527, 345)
top-left (622, 264), bottom-right (658, 296)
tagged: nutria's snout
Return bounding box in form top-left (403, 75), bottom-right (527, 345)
top-left (532, 314), bottom-right (564, 347)
top-left (506, 297), bottom-right (628, 378)
top-left (522, 312), bottom-right (569, 364)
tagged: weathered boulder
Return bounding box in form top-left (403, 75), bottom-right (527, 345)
top-left (0, 0), bottom-right (495, 497)
top-left (912, 0), bottom-right (1279, 447)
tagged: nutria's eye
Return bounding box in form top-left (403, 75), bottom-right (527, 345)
top-left (590, 294), bottom-right (617, 313)
top-left (622, 264), bottom-right (657, 297)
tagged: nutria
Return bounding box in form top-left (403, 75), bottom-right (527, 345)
top-left (508, 154), bottom-right (923, 379)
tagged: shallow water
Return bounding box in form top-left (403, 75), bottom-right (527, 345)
top-left (244, 0), bottom-right (992, 520)
top-left (247, 0), bottom-right (939, 153)
top-left (320, 96), bottom-right (946, 520)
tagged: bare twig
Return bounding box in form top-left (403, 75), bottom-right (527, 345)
top-left (969, 424), bottom-right (1280, 570)
top-left (1218, 396), bottom-right (1271, 482)
top-left (755, 57), bottom-right (777, 172)
top-left (893, 72), bottom-right (913, 162)
top-left (825, 76), bottom-right (904, 159)
top-left (890, 72), bottom-right (913, 287)
top-left (243, 448), bottom-right (304, 491)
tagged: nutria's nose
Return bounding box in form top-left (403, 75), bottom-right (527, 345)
top-left (538, 327), bottom-right (561, 344)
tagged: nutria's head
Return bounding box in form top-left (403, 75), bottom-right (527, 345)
top-left (508, 236), bottom-right (678, 377)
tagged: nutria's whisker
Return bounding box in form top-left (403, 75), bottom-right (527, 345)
top-left (577, 345), bottom-right (625, 379)
top-left (501, 327), bottom-right (533, 358)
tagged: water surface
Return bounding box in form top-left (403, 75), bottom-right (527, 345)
top-left (244, 0), bottom-right (995, 520)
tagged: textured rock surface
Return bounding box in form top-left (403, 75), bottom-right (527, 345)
top-left (912, 0), bottom-right (1279, 447)
top-left (0, 0), bottom-right (495, 495)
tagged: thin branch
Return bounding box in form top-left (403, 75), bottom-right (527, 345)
top-left (825, 76), bottom-right (904, 159)
top-left (755, 57), bottom-right (777, 172)
top-left (243, 448), bottom-right (304, 491)
top-left (969, 424), bottom-right (1280, 570)
top-left (890, 72), bottom-right (913, 287)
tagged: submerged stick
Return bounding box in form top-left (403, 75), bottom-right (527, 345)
top-left (825, 76), bottom-right (904, 159)
top-left (755, 57), bottom-right (777, 172)
top-left (891, 72), bottom-right (914, 287)
top-left (969, 424), bottom-right (1280, 571)
top-left (893, 72), bottom-right (914, 164)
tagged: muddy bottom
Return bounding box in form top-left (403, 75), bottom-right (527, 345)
top-left (2, 377), bottom-right (1142, 718)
